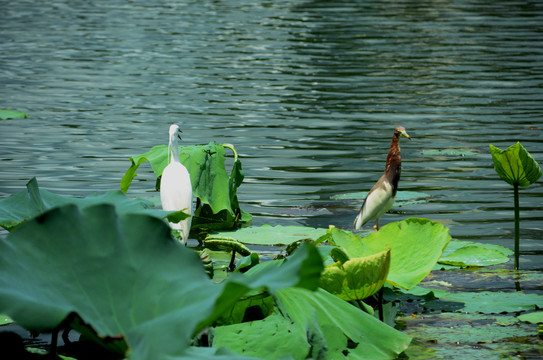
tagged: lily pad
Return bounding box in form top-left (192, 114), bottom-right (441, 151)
top-left (422, 149), bottom-right (478, 157)
top-left (490, 142), bottom-right (542, 187)
top-left (332, 190), bottom-right (430, 206)
top-left (0, 109), bottom-right (27, 120)
top-left (518, 311), bottom-right (543, 324)
top-left (439, 245), bottom-right (510, 267)
top-left (211, 225), bottom-right (328, 246)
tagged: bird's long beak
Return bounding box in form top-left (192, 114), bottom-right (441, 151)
top-left (177, 129), bottom-right (183, 141)
top-left (401, 130), bottom-right (411, 140)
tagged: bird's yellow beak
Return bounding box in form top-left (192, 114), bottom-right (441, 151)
top-left (400, 130), bottom-right (411, 140)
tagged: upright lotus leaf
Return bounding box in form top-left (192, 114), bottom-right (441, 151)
top-left (0, 204), bottom-right (324, 359)
top-left (489, 142), bottom-right (542, 270)
top-left (0, 177), bottom-right (188, 231)
top-left (329, 218), bottom-right (451, 290)
top-left (320, 249), bottom-right (391, 301)
top-left (120, 141), bottom-right (250, 230)
top-left (490, 142), bottom-right (542, 187)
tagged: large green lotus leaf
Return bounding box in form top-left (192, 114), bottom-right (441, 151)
top-left (0, 177), bottom-right (187, 231)
top-left (0, 109), bottom-right (28, 120)
top-left (490, 142), bottom-right (542, 187)
top-left (121, 142), bottom-right (242, 215)
top-left (0, 204), bottom-right (323, 359)
top-left (211, 225), bottom-right (328, 246)
top-left (212, 313), bottom-right (310, 359)
top-left (320, 249), bottom-right (390, 301)
top-left (439, 245), bottom-right (510, 267)
top-left (330, 218), bottom-right (451, 290)
top-left (274, 288), bottom-right (411, 359)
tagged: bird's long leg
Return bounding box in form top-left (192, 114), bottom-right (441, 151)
top-left (374, 219), bottom-right (380, 231)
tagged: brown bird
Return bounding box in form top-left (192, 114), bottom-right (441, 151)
top-left (354, 126), bottom-right (411, 231)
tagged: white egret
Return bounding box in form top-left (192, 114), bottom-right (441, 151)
top-left (160, 124), bottom-right (193, 244)
top-left (354, 126), bottom-right (411, 231)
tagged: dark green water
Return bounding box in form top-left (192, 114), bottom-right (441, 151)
top-left (1, 0), bottom-right (542, 269)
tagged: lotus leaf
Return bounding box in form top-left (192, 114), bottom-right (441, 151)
top-left (212, 313), bottom-right (310, 359)
top-left (439, 245), bottom-right (510, 267)
top-left (0, 177), bottom-right (188, 231)
top-left (211, 224), bottom-right (328, 246)
top-left (121, 141), bottom-right (245, 215)
top-left (0, 204), bottom-right (323, 359)
top-left (518, 311), bottom-right (543, 324)
top-left (329, 218), bottom-right (451, 289)
top-left (274, 288), bottom-right (412, 359)
top-left (489, 142), bottom-right (542, 187)
top-left (0, 109), bottom-right (28, 120)
top-left (332, 191), bottom-right (430, 205)
top-left (320, 249), bottom-right (390, 301)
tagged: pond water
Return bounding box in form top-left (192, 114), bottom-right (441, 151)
top-left (1, 0), bottom-right (542, 275)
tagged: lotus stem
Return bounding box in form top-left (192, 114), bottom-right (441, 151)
top-left (514, 183), bottom-right (520, 270)
top-left (222, 143), bottom-right (238, 162)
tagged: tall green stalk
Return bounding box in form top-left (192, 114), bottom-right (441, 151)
top-left (489, 142), bottom-right (542, 270)
top-left (513, 183), bottom-right (520, 270)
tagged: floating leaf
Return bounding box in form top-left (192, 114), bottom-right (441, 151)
top-left (518, 311), bottom-right (543, 324)
top-left (320, 249), bottom-right (391, 301)
top-left (439, 245), bottom-right (510, 267)
top-left (490, 142), bottom-right (542, 187)
top-left (211, 225), bottom-right (328, 246)
top-left (422, 149), bottom-right (478, 157)
top-left (433, 291), bottom-right (543, 314)
top-left (332, 190), bottom-right (430, 205)
top-left (0, 109), bottom-right (28, 120)
top-left (329, 219), bottom-right (451, 290)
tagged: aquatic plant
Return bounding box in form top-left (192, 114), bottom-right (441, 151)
top-left (489, 142), bottom-right (542, 270)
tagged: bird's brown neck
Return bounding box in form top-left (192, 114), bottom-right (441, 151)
top-left (384, 134), bottom-right (402, 196)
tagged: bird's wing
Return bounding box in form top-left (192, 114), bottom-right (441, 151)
top-left (160, 162), bottom-right (193, 213)
top-left (354, 177), bottom-right (394, 229)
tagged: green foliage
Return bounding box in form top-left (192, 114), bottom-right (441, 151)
top-left (327, 219), bottom-right (451, 289)
top-left (211, 224), bottom-right (328, 246)
top-left (320, 249), bottom-right (391, 301)
top-left (490, 142), bottom-right (542, 187)
top-left (439, 239), bottom-right (512, 267)
top-left (120, 141), bottom-right (251, 231)
top-left (213, 288), bottom-right (412, 359)
top-left (0, 177), bottom-right (188, 231)
top-left (0, 109), bottom-right (28, 120)
top-left (518, 311), bottom-right (543, 324)
top-left (0, 204), bottom-right (324, 359)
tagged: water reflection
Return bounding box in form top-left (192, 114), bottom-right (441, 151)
top-left (0, 0), bottom-right (541, 268)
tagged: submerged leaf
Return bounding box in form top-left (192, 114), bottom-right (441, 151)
top-left (490, 142), bottom-right (542, 187)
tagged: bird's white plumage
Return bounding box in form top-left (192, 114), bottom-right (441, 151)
top-left (354, 179), bottom-right (394, 230)
top-left (160, 124), bottom-right (192, 244)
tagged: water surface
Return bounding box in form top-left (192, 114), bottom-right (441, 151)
top-left (1, 0), bottom-right (542, 269)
